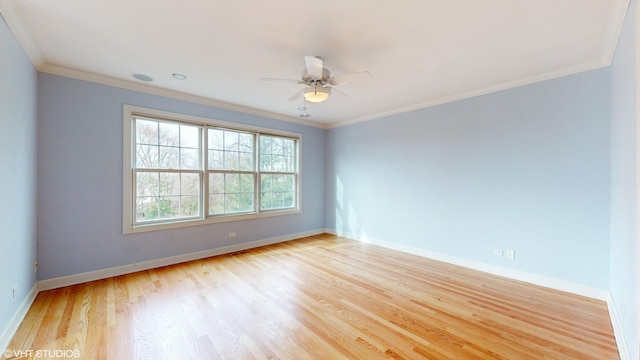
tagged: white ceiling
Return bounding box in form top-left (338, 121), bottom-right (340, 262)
top-left (0, 0), bottom-right (630, 128)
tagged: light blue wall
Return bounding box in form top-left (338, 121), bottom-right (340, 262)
top-left (610, 0), bottom-right (639, 358)
top-left (0, 17), bottom-right (38, 337)
top-left (326, 68), bottom-right (611, 289)
top-left (36, 73), bottom-right (326, 279)
top-left (3, 5), bottom-right (636, 355)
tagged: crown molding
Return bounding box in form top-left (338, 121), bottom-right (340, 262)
top-left (602, 0), bottom-right (632, 65)
top-left (329, 0), bottom-right (629, 129)
top-left (0, 0), bottom-right (327, 129)
top-left (39, 56), bottom-right (612, 132)
top-left (38, 63), bottom-right (327, 129)
top-left (328, 59), bottom-right (610, 129)
top-left (0, 0), bottom-right (44, 67)
top-left (2, 0), bottom-right (629, 131)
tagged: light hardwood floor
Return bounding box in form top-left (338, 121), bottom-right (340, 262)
top-left (4, 234), bottom-right (619, 359)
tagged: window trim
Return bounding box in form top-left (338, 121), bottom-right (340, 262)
top-left (123, 105), bottom-right (302, 234)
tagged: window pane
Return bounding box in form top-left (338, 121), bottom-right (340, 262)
top-left (273, 192), bottom-right (284, 208)
top-left (239, 152), bottom-right (253, 171)
top-left (208, 129), bottom-right (224, 150)
top-left (136, 197), bottom-right (158, 222)
top-left (261, 192), bottom-right (272, 210)
top-left (273, 155), bottom-right (284, 172)
top-left (158, 146), bottom-right (179, 168)
top-left (158, 196), bottom-right (179, 219)
top-left (239, 174), bottom-right (254, 193)
top-left (136, 145), bottom-right (158, 168)
top-left (208, 172), bottom-right (255, 215)
top-left (159, 122), bottom-right (179, 146)
top-left (181, 173), bottom-right (200, 196)
top-left (283, 191), bottom-right (295, 208)
top-left (181, 196), bottom-right (199, 217)
top-left (240, 174), bottom-right (255, 212)
top-left (208, 129), bottom-right (255, 172)
top-left (239, 193), bottom-right (254, 212)
top-left (225, 173), bottom-right (239, 193)
top-left (209, 150), bottom-right (223, 169)
top-left (260, 174), bottom-right (295, 211)
top-left (271, 174), bottom-right (282, 192)
top-left (261, 174), bottom-right (272, 192)
top-left (224, 151), bottom-right (239, 170)
top-left (239, 133), bottom-right (253, 152)
top-left (136, 119), bottom-right (158, 145)
top-left (181, 148), bottom-right (199, 169)
top-left (281, 139), bottom-right (295, 172)
top-left (159, 172), bottom-right (179, 196)
top-left (260, 155), bottom-right (272, 172)
top-left (209, 173), bottom-right (224, 194)
top-left (180, 125), bottom-right (199, 148)
top-left (284, 173), bottom-right (295, 189)
top-left (260, 135), bottom-right (295, 172)
top-left (136, 119), bottom-right (202, 172)
top-left (225, 193), bottom-right (239, 213)
top-left (136, 172), bottom-right (160, 221)
top-left (283, 140), bottom-right (294, 157)
top-left (209, 194), bottom-right (224, 214)
top-left (137, 172), bottom-right (159, 197)
top-left (272, 137), bottom-right (284, 155)
top-left (224, 131), bottom-right (239, 151)
top-left (135, 170), bottom-right (201, 222)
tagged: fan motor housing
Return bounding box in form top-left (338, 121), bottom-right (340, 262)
top-left (301, 68), bottom-right (331, 85)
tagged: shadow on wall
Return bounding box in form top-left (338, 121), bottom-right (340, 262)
top-left (335, 175), bottom-right (370, 242)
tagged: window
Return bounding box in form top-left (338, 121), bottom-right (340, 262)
top-left (123, 105), bottom-right (300, 233)
top-left (259, 135), bottom-right (297, 210)
top-left (134, 119), bottom-right (202, 223)
top-left (207, 128), bottom-right (256, 215)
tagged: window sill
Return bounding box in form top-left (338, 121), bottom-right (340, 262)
top-left (123, 208), bottom-right (301, 234)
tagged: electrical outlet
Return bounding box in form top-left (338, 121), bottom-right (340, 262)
top-left (34, 261), bottom-right (38, 273)
top-left (505, 249), bottom-right (515, 260)
top-left (492, 249), bottom-right (503, 256)
top-left (12, 285), bottom-right (18, 298)
top-left (228, 232), bottom-right (237, 238)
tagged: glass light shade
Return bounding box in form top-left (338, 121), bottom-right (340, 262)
top-left (303, 86), bottom-right (330, 103)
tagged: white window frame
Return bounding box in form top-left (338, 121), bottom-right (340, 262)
top-left (123, 105), bottom-right (301, 234)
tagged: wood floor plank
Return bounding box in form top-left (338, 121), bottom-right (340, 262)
top-left (3, 234), bottom-right (619, 359)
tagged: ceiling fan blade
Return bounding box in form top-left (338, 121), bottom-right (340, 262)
top-left (304, 56), bottom-right (324, 79)
top-left (288, 90), bottom-right (303, 101)
top-left (329, 86), bottom-right (349, 98)
top-left (329, 71), bottom-right (372, 85)
top-left (260, 77), bottom-right (302, 84)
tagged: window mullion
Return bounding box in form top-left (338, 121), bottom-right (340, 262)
top-left (202, 126), bottom-right (208, 220)
top-left (249, 132), bottom-right (257, 216)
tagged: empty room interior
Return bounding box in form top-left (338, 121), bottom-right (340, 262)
top-left (1, 0), bottom-right (639, 359)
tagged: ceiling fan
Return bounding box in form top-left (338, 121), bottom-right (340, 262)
top-left (260, 56), bottom-right (372, 103)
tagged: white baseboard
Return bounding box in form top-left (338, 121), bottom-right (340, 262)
top-left (607, 294), bottom-right (632, 360)
top-left (1, 229), bottom-right (323, 352)
top-left (327, 229), bottom-right (609, 300)
top-left (327, 230), bottom-right (635, 358)
top-left (0, 283), bottom-right (38, 353)
top-left (39, 229), bottom-right (325, 291)
top-left (7, 229), bottom-right (630, 359)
